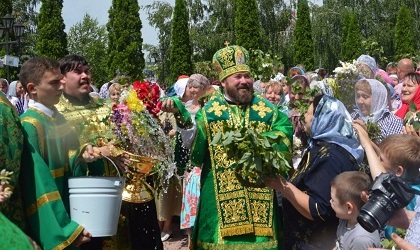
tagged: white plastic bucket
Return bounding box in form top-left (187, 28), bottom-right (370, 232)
top-left (69, 157), bottom-right (125, 237)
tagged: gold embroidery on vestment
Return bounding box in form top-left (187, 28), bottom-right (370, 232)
top-left (208, 101), bottom-right (228, 117)
top-left (251, 101), bottom-right (272, 118)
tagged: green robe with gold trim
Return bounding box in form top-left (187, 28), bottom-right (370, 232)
top-left (20, 108), bottom-right (86, 250)
top-left (56, 94), bottom-right (112, 176)
top-left (0, 92), bottom-right (26, 229)
top-left (189, 91), bottom-right (292, 250)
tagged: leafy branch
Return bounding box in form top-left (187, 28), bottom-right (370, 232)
top-left (211, 127), bottom-right (291, 187)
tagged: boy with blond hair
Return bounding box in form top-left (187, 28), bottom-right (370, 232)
top-left (331, 171), bottom-right (381, 249)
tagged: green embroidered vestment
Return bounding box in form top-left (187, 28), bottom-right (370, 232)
top-left (190, 92), bottom-right (292, 250)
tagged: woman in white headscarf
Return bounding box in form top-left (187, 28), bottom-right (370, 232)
top-left (7, 80), bottom-right (29, 115)
top-left (351, 79), bottom-right (403, 143)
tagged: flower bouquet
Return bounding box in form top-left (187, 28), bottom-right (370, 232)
top-left (211, 127), bottom-right (291, 188)
top-left (109, 81), bottom-right (174, 202)
top-left (332, 60), bottom-right (362, 111)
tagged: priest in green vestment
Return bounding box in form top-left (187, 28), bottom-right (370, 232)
top-left (163, 45), bottom-right (293, 249)
top-left (0, 92), bottom-right (26, 229)
top-left (0, 92), bottom-right (37, 249)
top-left (19, 58), bottom-right (96, 249)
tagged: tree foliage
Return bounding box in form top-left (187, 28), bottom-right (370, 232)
top-left (107, 0), bottom-right (145, 81)
top-left (293, 0), bottom-right (314, 70)
top-left (394, 4), bottom-right (415, 60)
top-left (0, 0), bottom-right (39, 80)
top-left (235, 0), bottom-right (261, 50)
top-left (311, 5), bottom-right (341, 71)
top-left (257, 0), bottom-right (292, 52)
top-left (143, 1), bottom-right (173, 83)
top-left (36, 0), bottom-right (67, 59)
top-left (168, 0), bottom-right (193, 84)
top-left (341, 11), bottom-right (362, 61)
top-left (67, 14), bottom-right (108, 87)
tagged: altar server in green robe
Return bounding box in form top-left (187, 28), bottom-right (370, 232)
top-left (19, 57), bottom-right (101, 249)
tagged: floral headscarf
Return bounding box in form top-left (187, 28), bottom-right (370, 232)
top-left (355, 79), bottom-right (389, 123)
top-left (311, 95), bottom-right (364, 164)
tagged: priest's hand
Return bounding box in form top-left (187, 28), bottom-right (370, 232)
top-left (73, 229), bottom-right (91, 247)
top-left (82, 145), bottom-right (102, 163)
top-left (161, 98), bottom-right (179, 113)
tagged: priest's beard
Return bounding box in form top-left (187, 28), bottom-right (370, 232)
top-left (224, 84), bottom-right (254, 105)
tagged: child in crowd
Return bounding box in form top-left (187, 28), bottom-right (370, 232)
top-left (108, 82), bottom-right (123, 104)
top-left (331, 171), bottom-right (381, 250)
top-left (353, 123), bottom-right (420, 239)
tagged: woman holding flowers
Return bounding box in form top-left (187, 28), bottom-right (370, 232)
top-left (352, 79), bottom-right (403, 143)
top-left (266, 94), bottom-right (363, 250)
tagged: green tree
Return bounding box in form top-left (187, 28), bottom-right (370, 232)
top-left (235, 0), bottom-right (261, 50)
top-left (394, 4), bottom-right (415, 60)
top-left (36, 0), bottom-right (67, 59)
top-left (0, 0), bottom-right (13, 80)
top-left (0, 0), bottom-right (12, 16)
top-left (168, 0), bottom-right (193, 84)
top-left (107, 0), bottom-right (145, 80)
top-left (12, 0), bottom-right (40, 59)
top-left (311, 5), bottom-right (341, 72)
top-left (257, 0), bottom-right (292, 53)
top-left (0, 0), bottom-right (39, 80)
top-left (341, 11), bottom-right (362, 61)
top-left (293, 0), bottom-right (314, 70)
top-left (67, 14), bottom-right (108, 87)
top-left (143, 1), bottom-right (173, 83)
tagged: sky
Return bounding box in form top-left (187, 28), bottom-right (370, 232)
top-left (62, 0), bottom-right (175, 46)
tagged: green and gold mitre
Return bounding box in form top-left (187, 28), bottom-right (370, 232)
top-left (212, 45), bottom-right (250, 81)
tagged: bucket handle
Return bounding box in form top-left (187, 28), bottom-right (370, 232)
top-left (101, 153), bottom-right (122, 178)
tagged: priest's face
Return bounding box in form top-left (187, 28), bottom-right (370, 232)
top-left (221, 72), bottom-right (254, 104)
top-left (61, 65), bottom-right (92, 100)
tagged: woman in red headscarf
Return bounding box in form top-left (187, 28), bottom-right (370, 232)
top-left (395, 72), bottom-right (420, 119)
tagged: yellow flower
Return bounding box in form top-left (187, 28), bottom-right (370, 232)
top-left (126, 90), bottom-right (145, 112)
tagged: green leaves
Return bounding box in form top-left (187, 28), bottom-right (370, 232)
top-left (404, 109), bottom-right (420, 131)
top-left (211, 127), bottom-right (291, 187)
top-left (366, 119), bottom-right (381, 143)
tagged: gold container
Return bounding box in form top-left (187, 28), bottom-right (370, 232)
top-left (122, 153), bottom-right (158, 203)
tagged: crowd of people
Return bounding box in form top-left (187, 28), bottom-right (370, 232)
top-left (1, 44), bottom-right (420, 250)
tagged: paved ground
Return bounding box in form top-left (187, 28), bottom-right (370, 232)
top-left (162, 217), bottom-right (189, 250)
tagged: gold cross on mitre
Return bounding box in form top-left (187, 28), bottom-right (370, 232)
top-left (224, 41), bottom-right (230, 47)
